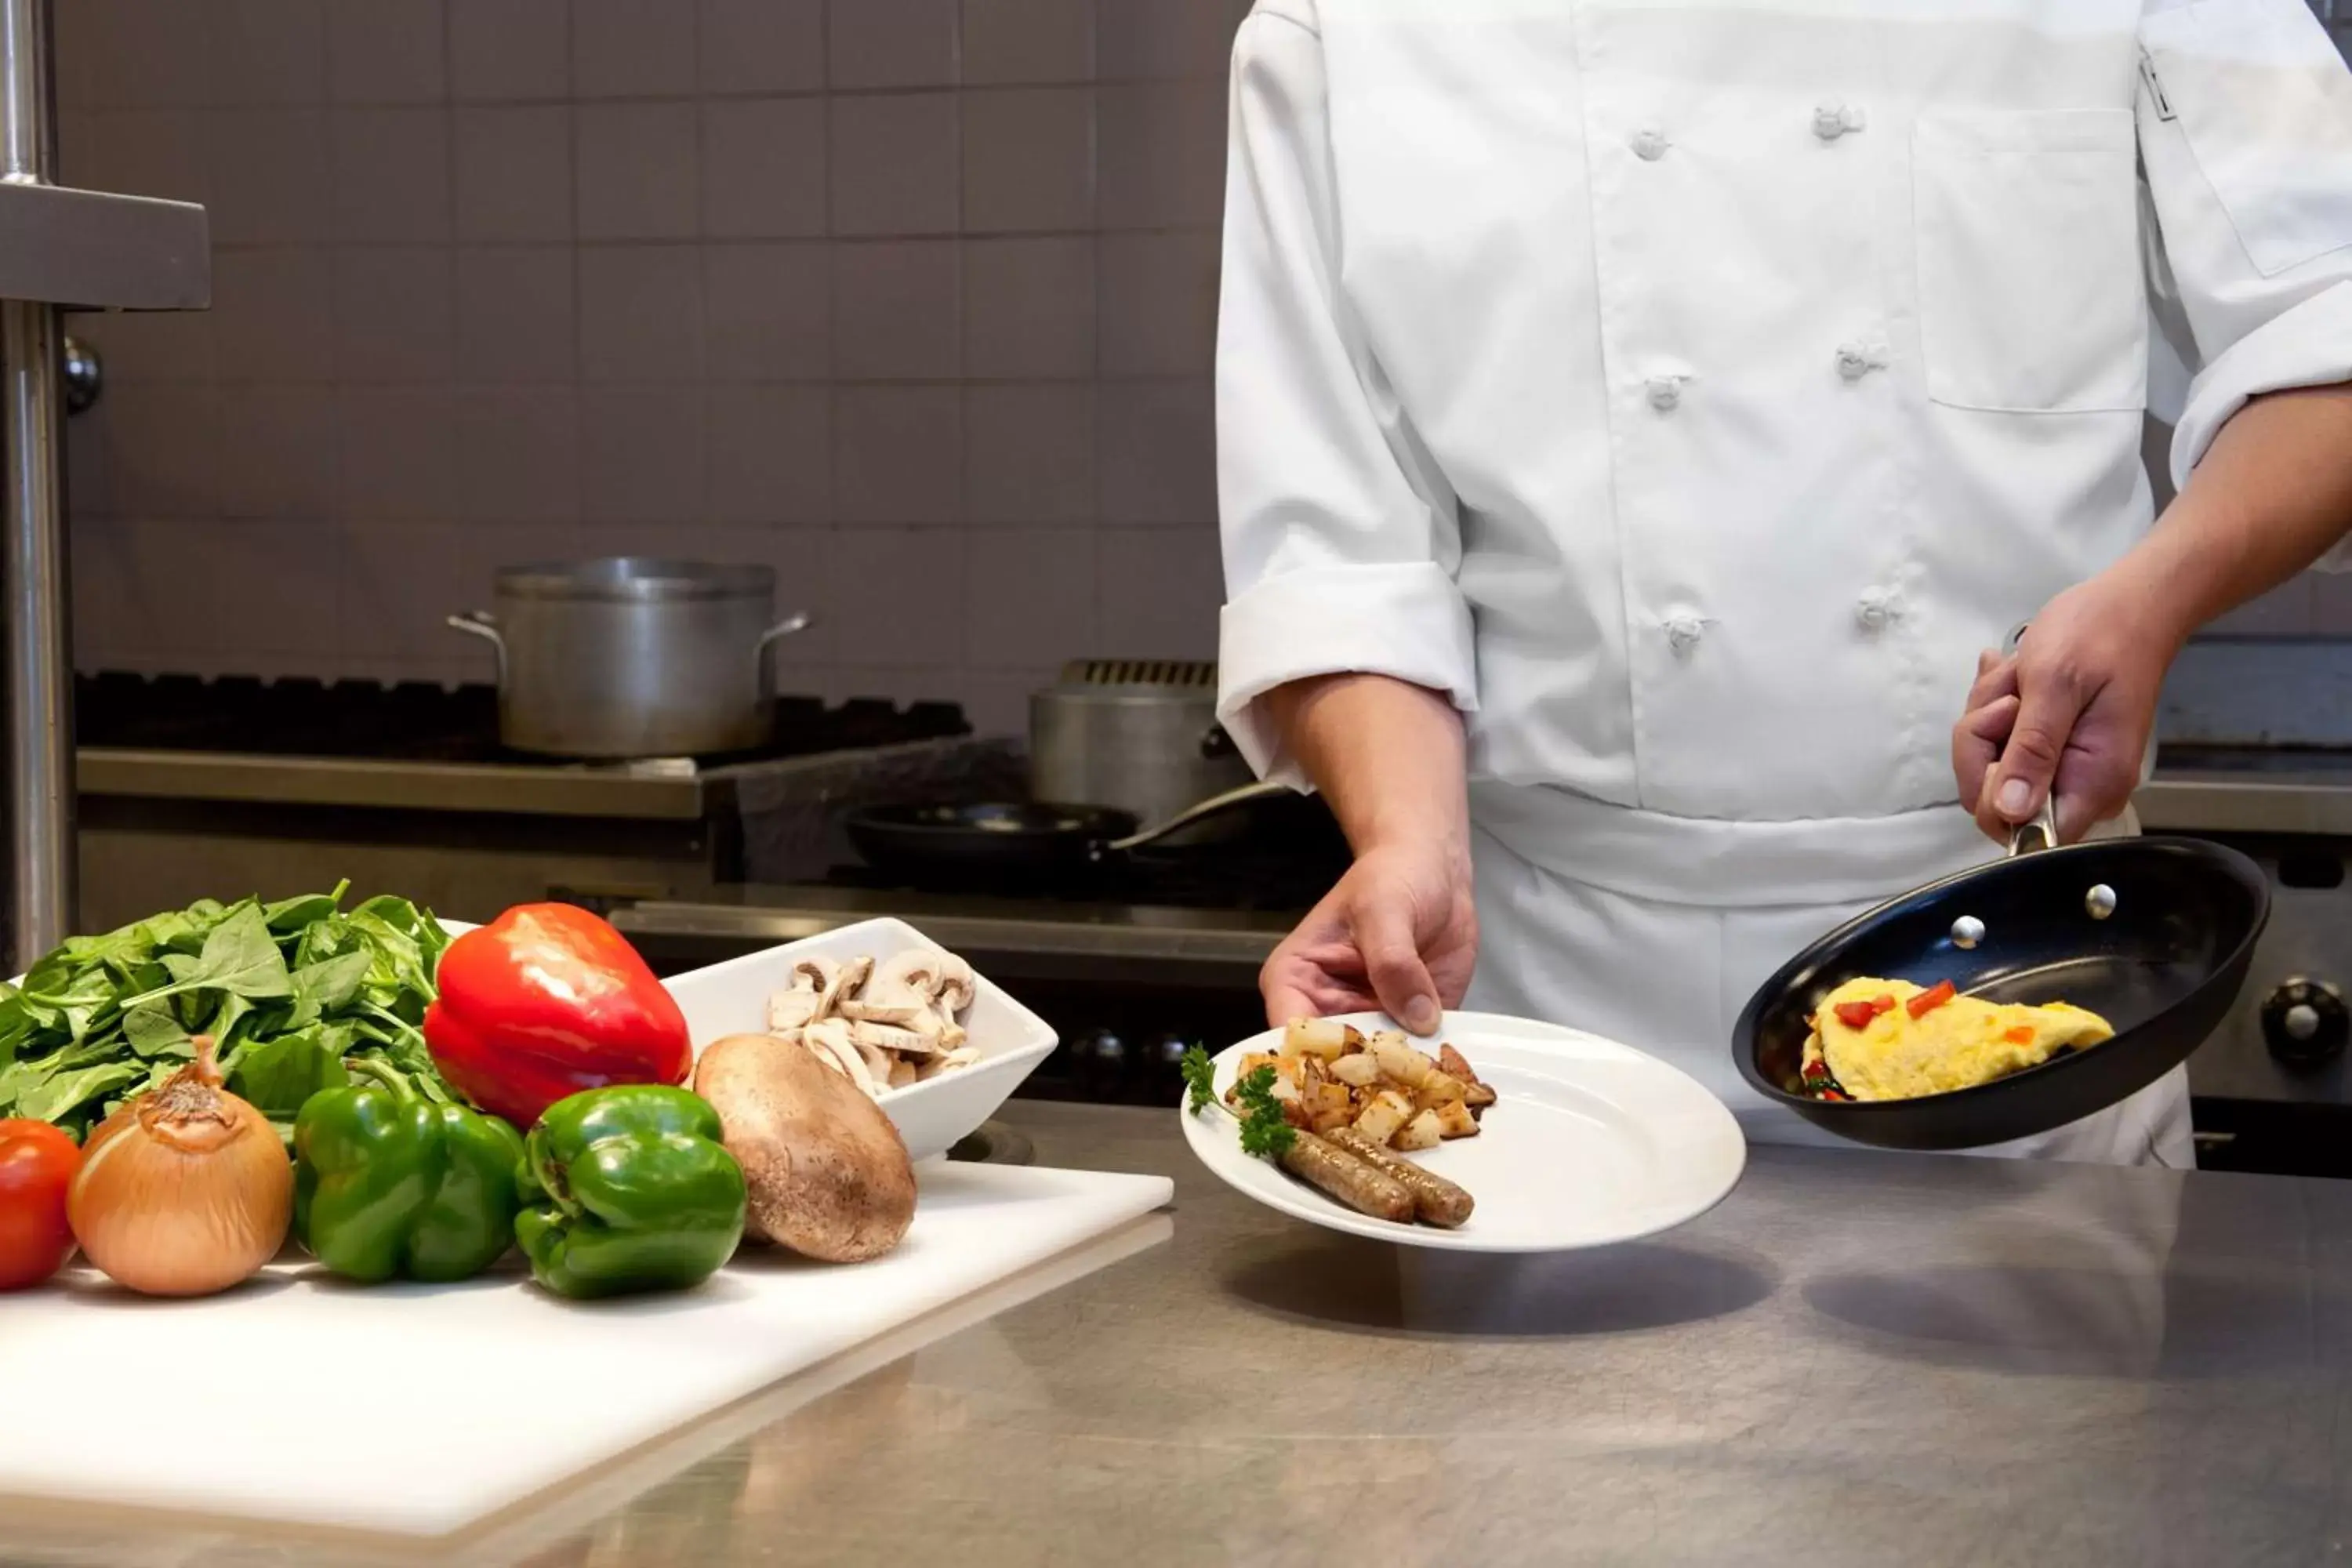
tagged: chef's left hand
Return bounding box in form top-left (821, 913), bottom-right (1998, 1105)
top-left (1951, 578), bottom-right (2175, 844)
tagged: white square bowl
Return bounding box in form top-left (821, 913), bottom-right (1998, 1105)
top-left (659, 916), bottom-right (1059, 1163)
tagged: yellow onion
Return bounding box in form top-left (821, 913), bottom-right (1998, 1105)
top-left (67, 1035), bottom-right (292, 1297)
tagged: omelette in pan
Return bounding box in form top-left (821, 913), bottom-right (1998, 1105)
top-left (1799, 977), bottom-right (2115, 1102)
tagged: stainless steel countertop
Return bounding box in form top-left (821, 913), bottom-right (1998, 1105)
top-left (8, 1102), bottom-right (2351, 1567)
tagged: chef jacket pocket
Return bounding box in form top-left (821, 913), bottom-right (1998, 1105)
top-left (2141, 0), bottom-right (2352, 278)
top-left (1913, 109), bottom-right (2146, 414)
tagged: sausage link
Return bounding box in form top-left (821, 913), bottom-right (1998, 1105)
top-left (1278, 1131), bottom-right (1414, 1224)
top-left (1324, 1127), bottom-right (1475, 1229)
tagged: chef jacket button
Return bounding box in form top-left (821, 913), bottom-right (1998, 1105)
top-left (1665, 615), bottom-right (1706, 655)
top-left (1813, 103), bottom-right (1866, 140)
top-left (1630, 127), bottom-right (1671, 161)
top-left (1646, 375), bottom-right (1683, 412)
top-left (1856, 590), bottom-right (1900, 633)
top-left (1835, 340), bottom-right (1889, 381)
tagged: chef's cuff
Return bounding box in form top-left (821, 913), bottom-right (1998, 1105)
top-left (2172, 279), bottom-right (2352, 571)
top-left (1216, 561), bottom-right (1479, 788)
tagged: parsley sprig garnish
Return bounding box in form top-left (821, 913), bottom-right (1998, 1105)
top-left (1180, 1044), bottom-right (1298, 1160)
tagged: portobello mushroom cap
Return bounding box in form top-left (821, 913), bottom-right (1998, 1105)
top-left (692, 1033), bottom-right (917, 1263)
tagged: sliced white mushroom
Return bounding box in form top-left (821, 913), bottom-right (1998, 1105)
top-left (765, 957), bottom-right (835, 1033)
top-left (801, 1018), bottom-right (881, 1100)
top-left (814, 954), bottom-right (873, 1022)
top-left (916, 1045), bottom-right (982, 1082)
top-left (887, 1057), bottom-right (919, 1091)
top-left (837, 989), bottom-right (934, 1030)
top-left (850, 1018), bottom-right (942, 1058)
top-left (933, 955), bottom-right (976, 1017)
top-left (870, 948), bottom-right (948, 996)
top-left (768, 991), bottom-right (821, 1033)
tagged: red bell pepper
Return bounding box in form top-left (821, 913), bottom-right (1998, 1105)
top-left (1906, 980), bottom-right (1958, 1020)
top-left (1831, 994), bottom-right (1899, 1031)
top-left (423, 904), bottom-right (691, 1127)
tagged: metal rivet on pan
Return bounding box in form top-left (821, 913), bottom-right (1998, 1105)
top-left (2086, 884), bottom-right (2118, 920)
top-left (1951, 915), bottom-right (1985, 949)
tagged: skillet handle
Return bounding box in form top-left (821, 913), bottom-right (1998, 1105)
top-left (1098, 779), bottom-right (1290, 855)
top-left (2006, 794), bottom-right (2061, 858)
top-left (1996, 619), bottom-right (2062, 857)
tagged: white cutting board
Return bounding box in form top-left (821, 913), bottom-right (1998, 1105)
top-left (0, 1161), bottom-right (1172, 1537)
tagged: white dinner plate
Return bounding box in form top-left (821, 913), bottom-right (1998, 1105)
top-left (1178, 1011), bottom-right (1747, 1252)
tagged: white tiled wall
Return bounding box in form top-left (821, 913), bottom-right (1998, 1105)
top-left (58, 0), bottom-right (1250, 737)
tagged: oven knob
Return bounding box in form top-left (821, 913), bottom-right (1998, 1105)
top-left (1158, 1036), bottom-right (1191, 1066)
top-left (2262, 978), bottom-right (2348, 1067)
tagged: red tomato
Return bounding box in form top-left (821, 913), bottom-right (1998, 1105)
top-left (1833, 1001), bottom-right (1879, 1030)
top-left (0, 1120), bottom-right (82, 1290)
top-left (1906, 980), bottom-right (1958, 1020)
top-left (2004, 1025), bottom-right (2037, 1046)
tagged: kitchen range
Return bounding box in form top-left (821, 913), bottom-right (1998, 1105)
top-left (64, 637), bottom-right (2352, 1178)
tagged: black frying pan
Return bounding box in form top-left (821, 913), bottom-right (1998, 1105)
top-left (1732, 808), bottom-right (2269, 1151)
top-left (846, 781), bottom-right (1291, 886)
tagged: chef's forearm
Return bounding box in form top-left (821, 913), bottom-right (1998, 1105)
top-left (1262, 674), bottom-right (1471, 862)
top-left (2117, 385), bottom-right (2352, 643)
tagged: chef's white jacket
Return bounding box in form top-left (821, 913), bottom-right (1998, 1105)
top-left (1216, 0), bottom-right (2352, 906)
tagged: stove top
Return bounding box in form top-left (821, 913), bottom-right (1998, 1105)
top-left (73, 672), bottom-right (967, 768)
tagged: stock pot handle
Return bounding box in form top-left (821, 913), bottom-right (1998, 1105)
top-left (756, 612), bottom-right (813, 664)
top-left (446, 611), bottom-right (506, 684)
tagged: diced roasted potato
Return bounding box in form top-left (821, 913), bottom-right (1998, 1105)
top-left (1414, 1069), bottom-right (1465, 1109)
top-left (1329, 1053), bottom-right (1383, 1089)
top-left (1370, 1033), bottom-right (1432, 1088)
top-left (1239, 1050), bottom-right (1280, 1080)
top-left (1285, 1017), bottom-right (1352, 1061)
top-left (1268, 1073), bottom-right (1301, 1105)
top-left (1463, 1080), bottom-right (1498, 1111)
top-left (1433, 1100), bottom-right (1480, 1139)
top-left (1438, 1044), bottom-right (1483, 1087)
top-left (1354, 1088), bottom-right (1414, 1146)
top-left (1393, 1109), bottom-right (1443, 1152)
top-left (1304, 1083), bottom-right (1354, 1133)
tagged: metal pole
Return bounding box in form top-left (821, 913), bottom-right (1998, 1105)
top-left (0, 0), bottom-right (71, 971)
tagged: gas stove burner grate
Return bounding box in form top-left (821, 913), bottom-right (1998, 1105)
top-left (74, 671), bottom-right (968, 768)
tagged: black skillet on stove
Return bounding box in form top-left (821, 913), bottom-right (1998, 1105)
top-left (845, 780), bottom-right (1298, 887)
top-left (1733, 792), bottom-right (2269, 1150)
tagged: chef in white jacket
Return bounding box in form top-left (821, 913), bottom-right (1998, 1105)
top-left (1216, 0), bottom-right (2352, 1163)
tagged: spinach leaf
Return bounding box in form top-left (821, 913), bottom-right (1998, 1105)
top-left (122, 1004), bottom-right (194, 1059)
top-left (285, 950), bottom-right (372, 1031)
top-left (229, 1022), bottom-right (353, 1119)
top-left (124, 905), bottom-right (294, 1007)
top-left (266, 880), bottom-right (348, 935)
top-left (14, 1062), bottom-right (142, 1124)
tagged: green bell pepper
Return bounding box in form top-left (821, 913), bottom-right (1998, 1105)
top-left (514, 1085), bottom-right (746, 1299)
top-left (293, 1057), bottom-right (527, 1283)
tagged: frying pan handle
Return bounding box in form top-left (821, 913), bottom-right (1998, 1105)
top-left (1996, 619), bottom-right (2063, 856)
top-left (2006, 794), bottom-right (2061, 858)
top-left (1099, 779), bottom-right (1290, 855)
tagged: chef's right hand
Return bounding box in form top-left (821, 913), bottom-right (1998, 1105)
top-left (1260, 839), bottom-right (1479, 1036)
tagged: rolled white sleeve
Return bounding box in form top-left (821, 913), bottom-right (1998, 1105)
top-left (2138, 0), bottom-right (2352, 565)
top-left (1214, 4), bottom-right (1476, 787)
